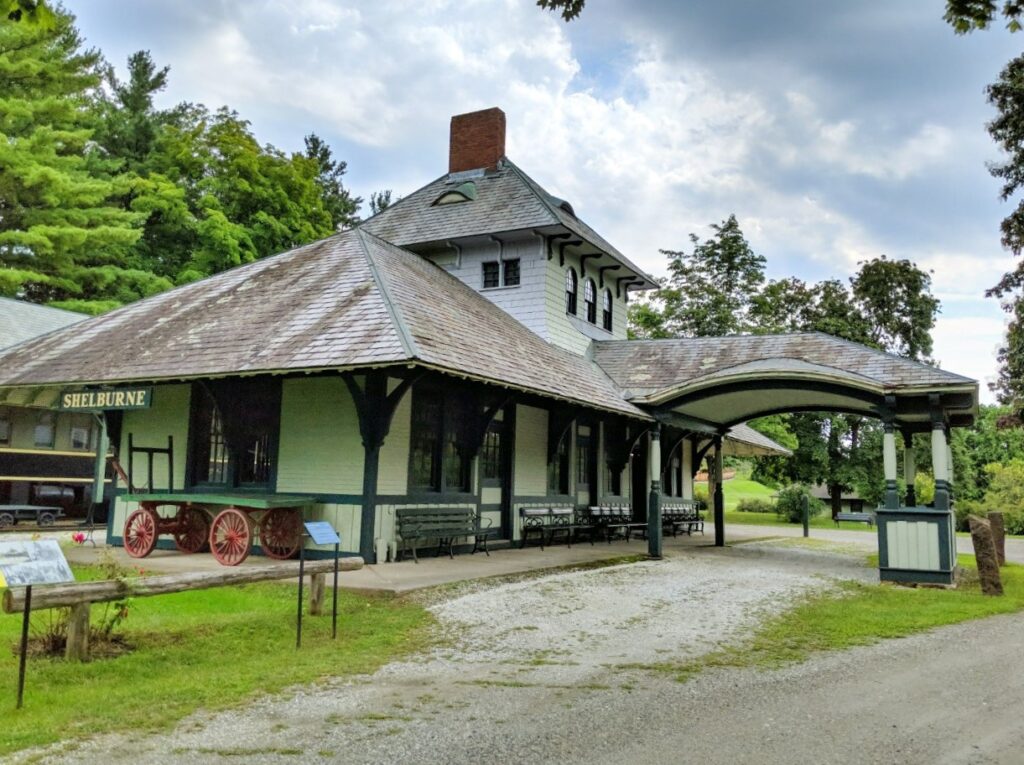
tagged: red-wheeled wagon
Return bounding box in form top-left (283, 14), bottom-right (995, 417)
top-left (122, 493), bottom-right (314, 566)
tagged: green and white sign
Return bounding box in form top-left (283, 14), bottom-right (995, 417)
top-left (59, 387), bottom-right (152, 411)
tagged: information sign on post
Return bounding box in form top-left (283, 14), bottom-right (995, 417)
top-left (0, 541), bottom-right (75, 709)
top-left (296, 522), bottom-right (342, 648)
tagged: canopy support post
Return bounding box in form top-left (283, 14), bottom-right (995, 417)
top-left (713, 435), bottom-right (724, 547)
top-left (647, 424), bottom-right (663, 559)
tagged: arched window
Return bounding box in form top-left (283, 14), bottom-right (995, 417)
top-left (602, 289), bottom-right (613, 331)
top-left (565, 268), bottom-right (578, 315)
top-left (584, 279), bottom-right (597, 323)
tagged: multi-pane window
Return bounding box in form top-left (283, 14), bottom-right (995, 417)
top-left (604, 460), bottom-right (622, 496)
top-left (482, 259), bottom-right (520, 289)
top-left (70, 425), bottom-right (92, 450)
top-left (503, 259), bottom-right (520, 286)
top-left (239, 431), bottom-right (272, 485)
top-left (409, 386), bottom-right (472, 493)
top-left (576, 426), bottom-right (591, 487)
top-left (584, 279), bottom-right (597, 323)
top-left (34, 413), bottom-right (55, 448)
top-left (410, 390), bottom-right (443, 490)
top-left (565, 268), bottom-right (578, 315)
top-left (482, 261), bottom-right (500, 288)
top-left (192, 387), bottom-right (230, 485)
top-left (481, 412), bottom-right (505, 485)
top-left (602, 289), bottom-right (613, 331)
top-left (0, 410), bottom-right (10, 445)
top-left (547, 432), bottom-right (570, 495)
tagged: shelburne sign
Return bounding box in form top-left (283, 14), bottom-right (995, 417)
top-left (59, 388), bottom-right (152, 411)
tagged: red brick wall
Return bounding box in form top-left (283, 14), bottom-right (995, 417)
top-left (449, 107), bottom-right (506, 173)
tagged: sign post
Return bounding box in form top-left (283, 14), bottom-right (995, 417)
top-left (0, 540), bottom-right (75, 709)
top-left (301, 522), bottom-right (342, 645)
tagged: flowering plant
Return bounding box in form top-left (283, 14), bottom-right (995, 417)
top-left (71, 532), bottom-right (87, 545)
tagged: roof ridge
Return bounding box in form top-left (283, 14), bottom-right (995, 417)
top-left (355, 229), bottom-right (419, 360)
top-left (502, 158), bottom-right (564, 226)
top-left (804, 331), bottom-right (976, 383)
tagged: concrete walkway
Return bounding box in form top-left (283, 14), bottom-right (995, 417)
top-left (28, 517), bottom-right (1007, 593)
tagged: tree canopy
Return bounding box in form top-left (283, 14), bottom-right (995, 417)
top-left (0, 7), bottom-right (359, 313)
top-left (629, 215), bottom-right (941, 509)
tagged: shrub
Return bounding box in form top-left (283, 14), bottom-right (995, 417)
top-left (694, 484), bottom-right (709, 504)
top-left (736, 497), bottom-right (775, 513)
top-left (775, 484), bottom-right (825, 524)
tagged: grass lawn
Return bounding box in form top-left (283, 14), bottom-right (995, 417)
top-left (719, 477), bottom-right (875, 532)
top-left (648, 554), bottom-right (1024, 682)
top-left (0, 566), bottom-right (432, 757)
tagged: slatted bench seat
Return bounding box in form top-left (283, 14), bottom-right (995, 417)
top-left (396, 507), bottom-right (495, 563)
top-left (662, 501), bottom-right (705, 536)
top-left (834, 511), bottom-right (875, 527)
top-left (588, 505), bottom-right (647, 543)
top-left (519, 506), bottom-right (594, 549)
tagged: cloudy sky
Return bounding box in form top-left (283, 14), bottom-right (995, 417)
top-left (71, 0), bottom-right (1022, 402)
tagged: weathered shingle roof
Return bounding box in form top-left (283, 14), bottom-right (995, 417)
top-left (0, 298), bottom-right (84, 350)
top-left (725, 423), bottom-right (792, 457)
top-left (0, 230), bottom-right (646, 419)
top-left (593, 333), bottom-right (975, 402)
top-left (361, 158), bottom-right (657, 288)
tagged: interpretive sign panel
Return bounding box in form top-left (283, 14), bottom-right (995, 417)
top-left (0, 540), bottom-right (75, 587)
top-left (59, 387), bottom-right (152, 411)
top-left (304, 521), bottom-right (340, 546)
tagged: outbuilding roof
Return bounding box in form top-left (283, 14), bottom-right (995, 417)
top-left (0, 230), bottom-right (646, 419)
top-left (361, 158), bottom-right (658, 289)
top-left (0, 297), bottom-right (84, 350)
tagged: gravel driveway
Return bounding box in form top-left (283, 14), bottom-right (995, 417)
top-left (20, 541), bottom-right (1021, 765)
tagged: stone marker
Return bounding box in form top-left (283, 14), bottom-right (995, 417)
top-left (968, 515), bottom-right (1003, 596)
top-left (987, 512), bottom-right (1006, 567)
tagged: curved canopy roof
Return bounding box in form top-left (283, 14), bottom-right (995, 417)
top-left (593, 334), bottom-right (978, 430)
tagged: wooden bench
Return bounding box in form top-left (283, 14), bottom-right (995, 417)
top-left (588, 505), bottom-right (647, 543)
top-left (834, 511), bottom-right (875, 527)
top-left (662, 501), bottom-right (705, 536)
top-left (518, 507), bottom-right (594, 549)
top-left (396, 507), bottom-right (495, 563)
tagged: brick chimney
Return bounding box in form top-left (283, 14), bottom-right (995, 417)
top-left (449, 107), bottom-right (506, 174)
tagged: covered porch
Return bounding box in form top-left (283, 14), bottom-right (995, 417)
top-left (595, 334), bottom-right (979, 584)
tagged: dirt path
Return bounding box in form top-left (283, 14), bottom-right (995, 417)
top-left (17, 542), bottom-right (1022, 765)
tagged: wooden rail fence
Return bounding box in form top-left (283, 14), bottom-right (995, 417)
top-left (2, 557), bottom-right (364, 661)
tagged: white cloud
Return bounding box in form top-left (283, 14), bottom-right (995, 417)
top-left (79, 0), bottom-right (1013, 389)
top-left (932, 316), bottom-right (1008, 403)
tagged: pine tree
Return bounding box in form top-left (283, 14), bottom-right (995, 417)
top-left (0, 9), bottom-right (152, 313)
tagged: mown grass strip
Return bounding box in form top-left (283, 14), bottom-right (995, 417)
top-left (632, 556), bottom-right (1024, 682)
top-left (0, 566), bottom-right (432, 756)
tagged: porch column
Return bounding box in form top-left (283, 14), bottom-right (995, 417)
top-left (946, 433), bottom-right (955, 493)
top-left (681, 438), bottom-right (694, 501)
top-left (647, 425), bottom-right (663, 559)
top-left (931, 420), bottom-right (950, 511)
top-left (88, 414), bottom-right (109, 525)
top-left (713, 435), bottom-right (725, 547)
top-left (902, 429), bottom-right (916, 507)
top-left (883, 421), bottom-right (899, 510)
top-left (345, 372), bottom-right (418, 563)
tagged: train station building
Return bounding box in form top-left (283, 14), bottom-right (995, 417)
top-left (0, 109), bottom-right (978, 581)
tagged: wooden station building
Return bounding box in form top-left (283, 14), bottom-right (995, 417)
top-left (0, 109), bottom-right (978, 580)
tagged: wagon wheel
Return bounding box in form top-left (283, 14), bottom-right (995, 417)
top-left (37, 512), bottom-right (56, 527)
top-left (209, 507), bottom-right (253, 566)
top-left (258, 507), bottom-right (302, 560)
top-left (0, 512), bottom-right (14, 528)
top-left (173, 506), bottom-right (210, 554)
top-left (124, 508), bottom-right (158, 558)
